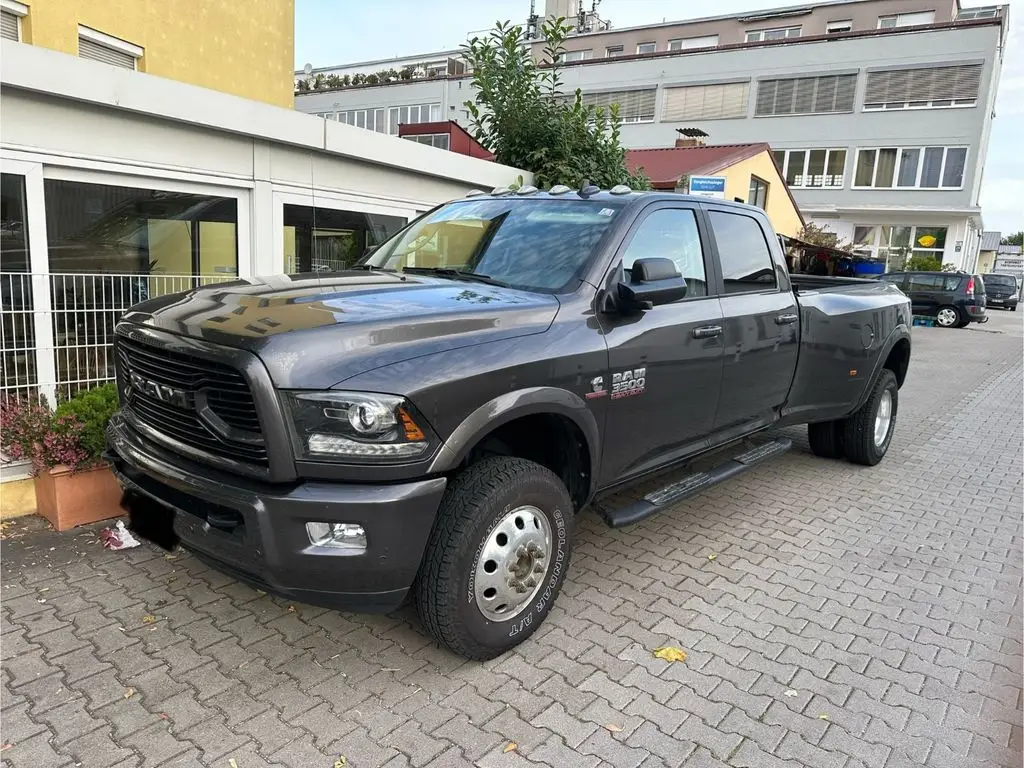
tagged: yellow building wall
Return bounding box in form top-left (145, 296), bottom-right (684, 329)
top-left (0, 478), bottom-right (37, 519)
top-left (20, 0), bottom-right (294, 108)
top-left (722, 152), bottom-right (804, 238)
top-left (977, 251), bottom-right (996, 273)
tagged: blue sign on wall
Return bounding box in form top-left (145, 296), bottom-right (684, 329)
top-left (688, 175), bottom-right (727, 198)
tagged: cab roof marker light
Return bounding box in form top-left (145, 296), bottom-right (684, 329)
top-left (548, 185), bottom-right (572, 195)
top-left (465, 189), bottom-right (487, 197)
top-left (609, 184), bottom-right (633, 195)
top-left (490, 187), bottom-right (512, 196)
top-left (515, 185), bottom-right (539, 195)
top-left (579, 184), bottom-right (601, 197)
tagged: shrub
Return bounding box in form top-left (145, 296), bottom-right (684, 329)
top-left (0, 383), bottom-right (118, 474)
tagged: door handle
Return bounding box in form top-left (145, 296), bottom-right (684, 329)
top-left (775, 314), bottom-right (799, 325)
top-left (692, 325), bottom-right (723, 339)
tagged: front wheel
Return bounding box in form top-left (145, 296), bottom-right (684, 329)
top-left (936, 306), bottom-right (961, 328)
top-left (843, 369), bottom-right (898, 466)
top-left (415, 456), bottom-right (574, 660)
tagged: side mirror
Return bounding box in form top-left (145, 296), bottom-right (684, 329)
top-left (617, 257), bottom-right (687, 310)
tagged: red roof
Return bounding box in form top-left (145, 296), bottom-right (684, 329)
top-left (626, 143), bottom-right (771, 189)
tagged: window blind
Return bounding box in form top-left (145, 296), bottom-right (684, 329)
top-left (79, 36), bottom-right (137, 69)
top-left (577, 89), bottom-right (656, 122)
top-left (1, 11), bottom-right (19, 42)
top-left (756, 74), bottom-right (856, 115)
top-left (865, 64), bottom-right (982, 105)
top-left (662, 82), bottom-right (749, 121)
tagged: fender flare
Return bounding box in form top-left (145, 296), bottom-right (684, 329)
top-left (856, 324), bottom-right (911, 411)
top-left (427, 386), bottom-right (601, 495)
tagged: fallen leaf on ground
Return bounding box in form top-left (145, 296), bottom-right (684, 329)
top-left (228, 759), bottom-right (238, 768)
top-left (158, 713), bottom-right (169, 719)
top-left (503, 743), bottom-right (518, 753)
top-left (164, 554), bottom-right (178, 561)
top-left (123, 688), bottom-right (135, 699)
top-left (818, 713), bottom-right (830, 721)
top-left (707, 553), bottom-right (718, 561)
top-left (604, 723), bottom-right (622, 732)
top-left (334, 758), bottom-right (347, 767)
top-left (652, 646), bottom-right (688, 663)
top-left (784, 689), bottom-right (798, 697)
top-left (287, 605), bottom-right (296, 612)
top-left (141, 615), bottom-right (157, 624)
top-left (1, 743), bottom-right (12, 751)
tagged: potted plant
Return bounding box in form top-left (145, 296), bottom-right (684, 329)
top-left (1, 383), bottom-right (121, 531)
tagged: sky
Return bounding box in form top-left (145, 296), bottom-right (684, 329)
top-left (296, 0), bottom-right (1024, 235)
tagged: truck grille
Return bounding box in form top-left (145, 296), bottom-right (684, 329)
top-left (116, 336), bottom-right (268, 467)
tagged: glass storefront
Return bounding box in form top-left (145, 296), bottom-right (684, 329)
top-left (42, 179), bottom-right (239, 394)
top-left (283, 204), bottom-right (405, 274)
top-left (1, 173), bottom-right (34, 396)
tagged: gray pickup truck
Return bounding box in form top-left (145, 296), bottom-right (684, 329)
top-left (108, 187), bottom-right (912, 659)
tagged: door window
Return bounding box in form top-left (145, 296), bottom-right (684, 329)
top-left (708, 211), bottom-right (778, 293)
top-left (879, 273), bottom-right (905, 288)
top-left (907, 274), bottom-right (943, 291)
top-left (620, 208), bottom-right (707, 298)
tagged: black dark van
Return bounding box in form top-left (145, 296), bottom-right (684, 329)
top-left (981, 273), bottom-right (1019, 311)
top-left (878, 271), bottom-right (987, 328)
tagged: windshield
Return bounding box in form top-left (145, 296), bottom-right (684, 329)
top-left (364, 198), bottom-right (626, 292)
top-left (984, 274), bottom-right (1017, 289)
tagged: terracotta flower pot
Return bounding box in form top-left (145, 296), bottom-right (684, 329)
top-left (33, 464), bottom-right (122, 532)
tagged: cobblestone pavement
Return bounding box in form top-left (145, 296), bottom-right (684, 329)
top-left (2, 311), bottom-right (1022, 768)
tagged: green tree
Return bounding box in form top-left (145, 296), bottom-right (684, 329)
top-left (461, 19), bottom-right (648, 189)
top-left (795, 222), bottom-right (852, 252)
top-left (1001, 231), bottom-right (1023, 247)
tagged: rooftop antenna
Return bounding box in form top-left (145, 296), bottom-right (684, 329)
top-left (526, 0), bottom-right (539, 39)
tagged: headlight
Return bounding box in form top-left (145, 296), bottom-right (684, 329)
top-left (282, 391), bottom-right (435, 463)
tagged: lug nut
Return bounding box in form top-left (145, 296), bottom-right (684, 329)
top-left (533, 563), bottom-right (544, 573)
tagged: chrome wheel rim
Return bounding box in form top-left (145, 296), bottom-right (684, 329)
top-left (473, 505), bottom-right (552, 622)
top-left (874, 390), bottom-right (893, 447)
top-left (936, 308), bottom-right (958, 327)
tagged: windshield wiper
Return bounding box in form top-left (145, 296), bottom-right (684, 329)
top-left (349, 264), bottom-right (397, 272)
top-left (402, 266), bottom-right (509, 288)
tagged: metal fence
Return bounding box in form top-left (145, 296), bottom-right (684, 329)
top-left (1, 272), bottom-right (236, 402)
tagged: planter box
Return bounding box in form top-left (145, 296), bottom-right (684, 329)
top-left (34, 464), bottom-right (122, 532)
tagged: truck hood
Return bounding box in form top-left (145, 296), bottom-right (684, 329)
top-left (121, 271), bottom-right (559, 388)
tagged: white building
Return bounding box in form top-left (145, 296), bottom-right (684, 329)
top-left (0, 41), bottom-right (529, 408)
top-left (295, 0), bottom-right (1009, 273)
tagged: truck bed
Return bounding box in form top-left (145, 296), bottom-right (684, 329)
top-left (790, 275), bottom-right (879, 293)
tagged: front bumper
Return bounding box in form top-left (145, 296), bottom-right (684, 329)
top-left (106, 413), bottom-right (446, 613)
top-left (987, 296), bottom-right (1018, 308)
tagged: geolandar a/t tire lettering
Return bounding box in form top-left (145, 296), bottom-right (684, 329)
top-left (414, 456), bottom-right (574, 660)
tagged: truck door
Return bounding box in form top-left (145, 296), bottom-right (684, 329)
top-left (704, 206), bottom-right (799, 433)
top-left (597, 203), bottom-right (725, 484)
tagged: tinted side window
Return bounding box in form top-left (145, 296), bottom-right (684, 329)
top-left (907, 274), bottom-right (943, 291)
top-left (621, 208), bottom-right (708, 298)
top-left (708, 211), bottom-right (778, 294)
top-left (943, 275), bottom-right (963, 291)
top-left (880, 273), bottom-right (905, 288)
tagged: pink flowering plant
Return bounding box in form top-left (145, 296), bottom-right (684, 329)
top-left (1, 383), bottom-right (118, 474)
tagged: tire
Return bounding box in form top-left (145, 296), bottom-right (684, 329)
top-left (807, 420), bottom-right (844, 459)
top-left (843, 369), bottom-right (898, 466)
top-left (935, 306), bottom-right (960, 328)
top-left (415, 456), bottom-right (574, 660)
top-left (1012, 305), bottom-right (1017, 312)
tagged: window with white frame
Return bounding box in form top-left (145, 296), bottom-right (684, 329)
top-left (746, 26), bottom-right (801, 42)
top-left (560, 49), bottom-right (592, 62)
top-left (1, 0), bottom-right (27, 42)
top-left (606, 45), bottom-right (624, 57)
top-left (336, 108), bottom-right (388, 133)
top-left (576, 89), bottom-right (656, 123)
top-left (77, 25), bottom-right (143, 69)
top-left (852, 224), bottom-right (948, 265)
top-left (404, 134), bottom-right (450, 150)
top-left (878, 11), bottom-right (935, 28)
top-left (772, 149), bottom-right (847, 188)
top-left (662, 82), bottom-right (749, 121)
top-left (756, 74), bottom-right (857, 116)
top-left (853, 146), bottom-right (968, 189)
top-left (864, 64), bottom-right (982, 110)
top-left (636, 42), bottom-right (657, 54)
top-left (826, 19), bottom-right (853, 33)
top-left (957, 6), bottom-right (998, 19)
top-left (387, 103), bottom-right (442, 135)
top-left (668, 35), bottom-right (719, 50)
